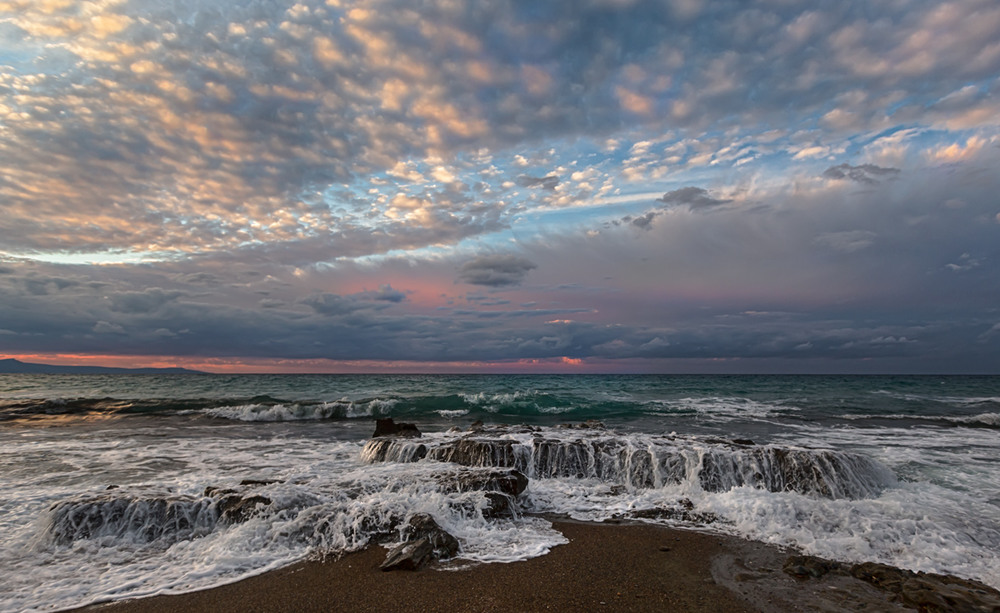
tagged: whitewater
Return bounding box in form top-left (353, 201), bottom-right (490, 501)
top-left (0, 374), bottom-right (998, 611)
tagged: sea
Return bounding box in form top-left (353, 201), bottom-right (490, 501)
top-left (1, 374), bottom-right (998, 611)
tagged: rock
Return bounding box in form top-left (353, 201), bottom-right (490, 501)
top-left (239, 478), bottom-right (279, 486)
top-left (455, 467), bottom-right (529, 497)
top-left (785, 556), bottom-right (1000, 613)
top-left (468, 420), bottom-right (484, 432)
top-left (47, 494), bottom-right (218, 545)
top-left (783, 555), bottom-right (843, 579)
top-left (427, 438), bottom-right (521, 468)
top-left (850, 562), bottom-right (1000, 613)
top-left (698, 446), bottom-right (891, 499)
top-left (381, 538), bottom-right (435, 571)
top-left (482, 492), bottom-right (517, 518)
top-left (360, 438), bottom-right (427, 463)
top-left (625, 503), bottom-right (721, 526)
top-left (214, 493), bottom-right (272, 523)
top-left (380, 513), bottom-right (459, 571)
top-left (372, 417), bottom-right (421, 438)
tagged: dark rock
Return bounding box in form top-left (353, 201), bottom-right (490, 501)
top-left (625, 504), bottom-right (721, 526)
top-left (448, 467), bottom-right (529, 497)
top-left (381, 538), bottom-right (434, 571)
top-left (407, 513), bottom-right (460, 557)
top-left (468, 420), bottom-right (484, 431)
top-left (239, 479), bottom-right (279, 487)
top-left (427, 438), bottom-right (521, 468)
top-left (380, 513), bottom-right (459, 571)
top-left (482, 492), bottom-right (517, 518)
top-left (698, 446), bottom-right (891, 499)
top-left (360, 438), bottom-right (427, 463)
top-left (850, 562), bottom-right (1000, 613)
top-left (47, 494), bottom-right (218, 545)
top-left (203, 486), bottom-right (236, 497)
top-left (783, 555), bottom-right (844, 579)
top-left (785, 555), bottom-right (1000, 613)
top-left (372, 418), bottom-right (421, 438)
top-left (215, 493), bottom-right (272, 523)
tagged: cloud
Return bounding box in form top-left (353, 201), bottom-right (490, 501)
top-left (814, 230), bottom-right (877, 253)
top-left (657, 187), bottom-right (731, 210)
top-left (457, 255), bottom-right (537, 287)
top-left (369, 284), bottom-right (407, 303)
top-left (516, 175), bottom-right (560, 190)
top-left (822, 163), bottom-right (900, 184)
top-left (0, 0), bottom-right (999, 373)
top-left (301, 293), bottom-right (370, 317)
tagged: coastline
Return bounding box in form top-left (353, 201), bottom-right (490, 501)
top-left (74, 520), bottom-right (923, 613)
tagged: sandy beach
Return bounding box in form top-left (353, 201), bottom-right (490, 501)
top-left (75, 519), bottom-right (926, 613)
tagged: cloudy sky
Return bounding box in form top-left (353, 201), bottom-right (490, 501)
top-left (1, 0), bottom-right (998, 373)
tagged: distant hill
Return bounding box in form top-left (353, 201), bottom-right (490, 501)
top-left (0, 358), bottom-right (206, 375)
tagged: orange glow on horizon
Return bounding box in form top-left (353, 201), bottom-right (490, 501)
top-left (2, 353), bottom-right (607, 374)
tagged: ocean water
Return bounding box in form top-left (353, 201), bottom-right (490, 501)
top-left (1, 374), bottom-right (998, 611)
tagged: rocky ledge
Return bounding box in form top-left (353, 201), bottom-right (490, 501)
top-left (783, 555), bottom-right (1000, 613)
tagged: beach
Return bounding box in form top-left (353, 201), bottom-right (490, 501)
top-left (3, 374), bottom-right (999, 612)
top-left (77, 520), bottom-right (928, 613)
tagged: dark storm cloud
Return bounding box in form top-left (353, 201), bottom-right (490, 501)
top-left (457, 255), bottom-right (538, 287)
top-left (108, 289), bottom-right (184, 314)
top-left (368, 284), bottom-right (407, 303)
top-left (822, 163), bottom-right (901, 184)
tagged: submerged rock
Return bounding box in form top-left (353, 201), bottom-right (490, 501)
top-left (361, 427), bottom-right (895, 500)
top-left (47, 494), bottom-right (218, 545)
top-left (784, 555), bottom-right (1000, 613)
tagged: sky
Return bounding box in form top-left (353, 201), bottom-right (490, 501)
top-left (0, 0), bottom-right (999, 374)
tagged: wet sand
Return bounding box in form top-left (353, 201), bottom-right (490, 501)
top-left (77, 520), bottom-right (911, 613)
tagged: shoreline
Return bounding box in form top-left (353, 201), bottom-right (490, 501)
top-left (74, 519), bottom-right (938, 613)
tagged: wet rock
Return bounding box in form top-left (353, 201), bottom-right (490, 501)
top-left (239, 478), bottom-right (279, 487)
top-left (427, 438), bottom-right (522, 468)
top-left (482, 492), bottom-right (517, 518)
top-left (699, 446), bottom-right (892, 499)
top-left (783, 555), bottom-right (844, 579)
top-left (360, 438), bottom-right (427, 463)
top-left (381, 538), bottom-right (434, 571)
top-left (624, 502), bottom-right (721, 526)
top-left (380, 513), bottom-right (459, 571)
top-left (48, 494), bottom-right (218, 544)
top-left (785, 556), bottom-right (1000, 613)
top-left (214, 493), bottom-right (272, 523)
top-left (468, 420), bottom-right (484, 431)
top-left (372, 417), bottom-right (421, 438)
top-left (447, 467), bottom-right (529, 497)
top-left (850, 562), bottom-right (1000, 613)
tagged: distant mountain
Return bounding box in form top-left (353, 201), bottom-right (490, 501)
top-left (0, 358), bottom-right (206, 375)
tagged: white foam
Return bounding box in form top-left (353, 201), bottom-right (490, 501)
top-left (435, 409), bottom-right (469, 418)
top-left (201, 399), bottom-right (397, 421)
top-left (3, 418), bottom-right (999, 612)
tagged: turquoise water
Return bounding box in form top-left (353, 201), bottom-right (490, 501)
top-left (0, 374), bottom-right (998, 611)
top-left (2, 373), bottom-right (997, 433)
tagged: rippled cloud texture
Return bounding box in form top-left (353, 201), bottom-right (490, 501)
top-left (1, 0), bottom-right (999, 372)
